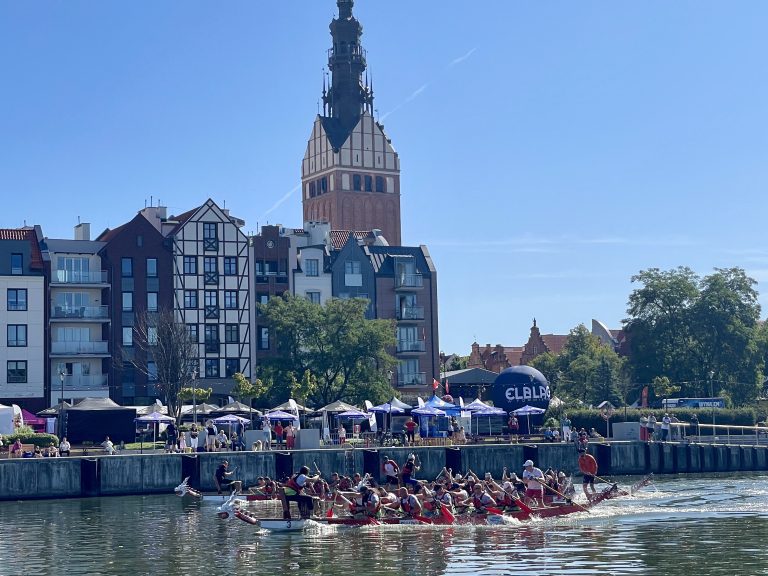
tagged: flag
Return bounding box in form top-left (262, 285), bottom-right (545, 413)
top-left (641, 386), bottom-right (649, 408)
top-left (445, 379), bottom-right (450, 395)
top-left (364, 400), bottom-right (377, 433)
top-left (432, 378), bottom-right (439, 391)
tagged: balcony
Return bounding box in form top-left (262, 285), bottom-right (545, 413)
top-left (52, 270), bottom-right (109, 285)
top-left (397, 372), bottom-right (426, 387)
top-left (203, 238), bottom-right (219, 251)
top-left (397, 339), bottom-right (426, 354)
top-left (51, 341), bottom-right (109, 355)
top-left (204, 271), bottom-right (219, 285)
top-left (255, 272), bottom-right (289, 284)
top-left (51, 305), bottom-right (110, 321)
top-left (204, 305), bottom-right (220, 319)
top-left (395, 273), bottom-right (423, 290)
top-left (396, 306), bottom-right (424, 321)
top-left (52, 374), bottom-right (108, 390)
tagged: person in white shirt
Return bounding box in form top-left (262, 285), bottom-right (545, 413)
top-left (102, 436), bottom-right (116, 455)
top-left (522, 459), bottom-right (545, 507)
top-left (661, 414), bottom-right (671, 442)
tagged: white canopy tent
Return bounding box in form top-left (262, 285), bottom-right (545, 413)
top-left (0, 403), bottom-right (23, 435)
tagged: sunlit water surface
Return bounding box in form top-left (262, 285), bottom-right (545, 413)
top-left (1, 474), bottom-right (766, 576)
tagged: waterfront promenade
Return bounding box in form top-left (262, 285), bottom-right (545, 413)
top-left (1, 440), bottom-right (767, 501)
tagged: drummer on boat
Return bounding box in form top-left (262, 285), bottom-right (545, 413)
top-left (214, 460), bottom-right (243, 495)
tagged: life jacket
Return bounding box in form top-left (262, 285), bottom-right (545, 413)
top-left (362, 492), bottom-right (381, 515)
top-left (402, 461), bottom-right (414, 477)
top-left (400, 496), bottom-right (414, 515)
top-left (284, 474), bottom-right (303, 494)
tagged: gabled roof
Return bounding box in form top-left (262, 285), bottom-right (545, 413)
top-left (320, 116), bottom-right (353, 151)
top-left (441, 367), bottom-right (499, 385)
top-left (542, 334), bottom-right (569, 355)
top-left (0, 227), bottom-right (43, 270)
top-left (367, 245), bottom-right (436, 275)
top-left (330, 230), bottom-right (375, 250)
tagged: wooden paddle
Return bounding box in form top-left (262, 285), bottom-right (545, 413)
top-left (533, 478), bottom-right (590, 513)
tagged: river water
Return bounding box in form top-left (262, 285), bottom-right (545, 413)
top-left (1, 473), bottom-right (766, 576)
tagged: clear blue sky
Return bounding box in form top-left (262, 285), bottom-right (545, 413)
top-left (2, 1), bottom-right (767, 355)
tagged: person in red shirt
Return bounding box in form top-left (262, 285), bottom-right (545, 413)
top-left (274, 422), bottom-right (284, 447)
top-left (578, 449), bottom-right (598, 500)
top-left (404, 418), bottom-right (417, 445)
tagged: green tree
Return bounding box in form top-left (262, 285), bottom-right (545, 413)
top-left (529, 352), bottom-right (562, 396)
top-left (231, 372), bottom-right (270, 425)
top-left (259, 294), bottom-right (397, 406)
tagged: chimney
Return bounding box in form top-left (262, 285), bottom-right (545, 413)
top-left (74, 223), bottom-right (91, 241)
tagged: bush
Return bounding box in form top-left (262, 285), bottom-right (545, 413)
top-left (556, 407), bottom-right (758, 435)
top-left (3, 432), bottom-right (60, 448)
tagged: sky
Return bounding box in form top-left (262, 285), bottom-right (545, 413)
top-left (2, 1), bottom-right (768, 355)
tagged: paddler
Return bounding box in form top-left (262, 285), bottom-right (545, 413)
top-left (280, 465), bottom-right (320, 520)
top-left (461, 482), bottom-right (497, 515)
top-left (578, 449), bottom-right (599, 501)
top-left (395, 486), bottom-right (422, 517)
top-left (214, 460), bottom-right (243, 495)
top-left (522, 459), bottom-right (545, 507)
top-left (400, 454), bottom-right (421, 489)
top-left (354, 485), bottom-right (381, 518)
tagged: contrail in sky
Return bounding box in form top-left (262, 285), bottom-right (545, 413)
top-left (261, 184), bottom-right (300, 218)
top-left (379, 47), bottom-right (479, 122)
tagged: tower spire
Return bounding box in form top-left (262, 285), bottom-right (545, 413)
top-left (325, 0), bottom-right (368, 130)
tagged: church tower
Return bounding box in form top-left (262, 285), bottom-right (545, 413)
top-left (302, 0), bottom-right (402, 245)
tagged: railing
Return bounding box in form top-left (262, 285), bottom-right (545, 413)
top-left (52, 374), bottom-right (108, 390)
top-left (204, 305), bottom-right (220, 319)
top-left (674, 422), bottom-right (767, 446)
top-left (396, 306), bottom-right (424, 321)
top-left (395, 273), bottom-right (423, 289)
top-left (397, 340), bottom-right (426, 353)
top-left (51, 305), bottom-right (109, 319)
top-left (203, 238), bottom-right (218, 251)
top-left (51, 341), bottom-right (108, 354)
top-left (397, 372), bottom-right (426, 387)
top-left (53, 270), bottom-right (108, 284)
top-left (204, 272), bottom-right (219, 285)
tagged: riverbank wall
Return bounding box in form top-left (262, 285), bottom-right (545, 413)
top-left (1, 440), bottom-right (767, 501)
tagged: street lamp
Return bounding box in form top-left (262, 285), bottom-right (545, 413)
top-left (709, 370), bottom-right (716, 434)
top-left (58, 369), bottom-right (67, 439)
top-left (192, 368), bottom-right (198, 426)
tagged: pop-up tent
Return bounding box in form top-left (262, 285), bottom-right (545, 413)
top-left (65, 398), bottom-right (137, 443)
top-left (0, 404), bottom-right (22, 435)
top-left (21, 409), bottom-right (45, 433)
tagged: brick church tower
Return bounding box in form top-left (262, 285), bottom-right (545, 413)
top-left (302, 0), bottom-right (402, 245)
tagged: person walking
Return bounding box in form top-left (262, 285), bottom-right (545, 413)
top-left (560, 414), bottom-right (571, 444)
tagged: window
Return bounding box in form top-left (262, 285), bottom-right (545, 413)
top-left (309, 181), bottom-right (316, 198)
top-left (122, 327), bottom-right (133, 346)
top-left (11, 254), bottom-right (22, 275)
top-left (305, 258), bottom-right (319, 277)
top-left (7, 289), bottom-right (27, 311)
top-left (122, 292), bottom-right (133, 312)
top-left (258, 327), bottom-right (269, 350)
top-left (121, 257), bottom-right (133, 277)
top-left (225, 359), bottom-right (239, 378)
top-left (147, 361), bottom-right (157, 382)
top-left (183, 256), bottom-right (197, 275)
top-left (375, 176), bottom-right (385, 193)
top-left (224, 257), bottom-right (237, 276)
top-left (255, 261), bottom-right (263, 276)
top-left (345, 261), bottom-right (361, 274)
top-left (306, 291), bottom-right (321, 304)
top-left (148, 327), bottom-right (158, 346)
top-left (225, 324), bottom-right (239, 343)
top-left (184, 290), bottom-right (198, 309)
top-left (353, 174), bottom-right (362, 191)
top-left (147, 292), bottom-right (158, 312)
top-left (7, 361), bottom-right (27, 383)
top-left (204, 257), bottom-right (217, 274)
top-left (204, 290), bottom-right (218, 307)
top-left (146, 258), bottom-right (157, 278)
top-left (205, 359), bottom-right (219, 378)
top-left (203, 223), bottom-right (217, 240)
top-left (224, 290), bottom-right (238, 309)
top-left (256, 293), bottom-right (269, 315)
top-left (320, 177), bottom-right (327, 193)
top-left (204, 325), bottom-right (219, 352)
top-left (364, 175), bottom-right (373, 192)
top-left (186, 324), bottom-right (199, 343)
top-left (7, 325), bottom-right (27, 347)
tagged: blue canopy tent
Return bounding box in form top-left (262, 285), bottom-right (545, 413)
top-left (135, 411), bottom-right (175, 452)
top-left (412, 405), bottom-right (448, 438)
top-left (471, 406), bottom-right (507, 436)
top-left (368, 403), bottom-right (405, 432)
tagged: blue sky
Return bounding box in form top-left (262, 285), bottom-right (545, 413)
top-left (2, 1), bottom-right (767, 355)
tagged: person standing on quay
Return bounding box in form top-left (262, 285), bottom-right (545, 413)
top-left (661, 413), bottom-right (671, 442)
top-left (561, 414), bottom-right (571, 443)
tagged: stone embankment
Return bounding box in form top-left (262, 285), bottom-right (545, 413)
top-left (1, 441), bottom-right (766, 501)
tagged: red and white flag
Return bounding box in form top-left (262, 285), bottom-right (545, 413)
top-left (445, 379), bottom-right (450, 395)
top-left (432, 378), bottom-right (440, 391)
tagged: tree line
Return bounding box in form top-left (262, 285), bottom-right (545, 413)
top-left (530, 267), bottom-right (768, 407)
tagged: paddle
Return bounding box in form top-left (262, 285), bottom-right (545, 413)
top-left (534, 478), bottom-right (590, 513)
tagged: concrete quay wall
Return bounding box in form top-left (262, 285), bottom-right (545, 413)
top-left (1, 441), bottom-right (767, 501)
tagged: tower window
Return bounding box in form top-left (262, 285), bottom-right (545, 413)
top-left (321, 177), bottom-right (328, 193)
top-left (353, 174), bottom-right (361, 191)
top-left (364, 175), bottom-right (373, 192)
top-left (375, 176), bottom-right (385, 193)
top-left (309, 181), bottom-right (316, 198)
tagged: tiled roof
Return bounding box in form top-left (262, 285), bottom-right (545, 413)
top-left (542, 334), bottom-right (569, 356)
top-left (330, 230), bottom-right (374, 250)
top-left (0, 228), bottom-right (43, 270)
top-left (504, 347), bottom-right (524, 366)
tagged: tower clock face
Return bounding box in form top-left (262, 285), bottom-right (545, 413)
top-left (266, 240), bottom-right (275, 249)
